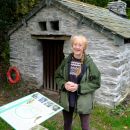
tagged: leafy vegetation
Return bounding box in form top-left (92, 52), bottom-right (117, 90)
top-left (127, 8), bottom-right (130, 19)
top-left (0, 0), bottom-right (40, 70)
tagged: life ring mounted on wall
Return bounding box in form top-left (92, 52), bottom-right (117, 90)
top-left (7, 66), bottom-right (21, 84)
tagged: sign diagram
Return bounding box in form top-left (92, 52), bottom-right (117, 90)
top-left (0, 92), bottom-right (63, 130)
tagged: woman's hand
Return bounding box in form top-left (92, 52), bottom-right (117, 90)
top-left (65, 81), bottom-right (78, 92)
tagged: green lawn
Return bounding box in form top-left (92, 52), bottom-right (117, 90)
top-left (0, 103), bottom-right (130, 130)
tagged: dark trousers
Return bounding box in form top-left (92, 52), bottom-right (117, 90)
top-left (63, 108), bottom-right (90, 130)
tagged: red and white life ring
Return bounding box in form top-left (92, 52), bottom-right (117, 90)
top-left (7, 66), bottom-right (21, 84)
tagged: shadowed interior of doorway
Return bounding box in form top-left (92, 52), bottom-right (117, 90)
top-left (42, 40), bottom-right (64, 92)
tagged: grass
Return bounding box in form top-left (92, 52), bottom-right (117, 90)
top-left (0, 103), bottom-right (130, 130)
top-left (43, 104), bottom-right (130, 130)
top-left (90, 105), bottom-right (130, 130)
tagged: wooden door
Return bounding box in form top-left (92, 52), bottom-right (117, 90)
top-left (42, 40), bottom-right (64, 91)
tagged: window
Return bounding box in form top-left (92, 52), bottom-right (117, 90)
top-left (124, 38), bottom-right (130, 44)
top-left (39, 22), bottom-right (47, 31)
top-left (50, 21), bottom-right (59, 31)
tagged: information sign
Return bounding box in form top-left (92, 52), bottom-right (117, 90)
top-left (0, 92), bottom-right (63, 130)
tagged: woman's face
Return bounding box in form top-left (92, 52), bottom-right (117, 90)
top-left (72, 38), bottom-right (85, 58)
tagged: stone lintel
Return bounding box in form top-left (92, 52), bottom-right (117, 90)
top-left (31, 34), bottom-right (71, 40)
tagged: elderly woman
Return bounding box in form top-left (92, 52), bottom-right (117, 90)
top-left (55, 35), bottom-right (101, 130)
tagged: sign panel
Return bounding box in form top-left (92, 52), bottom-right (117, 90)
top-left (0, 92), bottom-right (63, 130)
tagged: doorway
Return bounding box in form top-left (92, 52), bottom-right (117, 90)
top-left (42, 40), bottom-right (64, 91)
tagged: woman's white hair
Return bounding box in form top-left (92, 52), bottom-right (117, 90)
top-left (70, 35), bottom-right (88, 50)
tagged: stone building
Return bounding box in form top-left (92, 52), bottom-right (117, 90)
top-left (8, 0), bottom-right (130, 107)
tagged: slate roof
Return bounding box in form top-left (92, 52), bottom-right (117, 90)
top-left (9, 0), bottom-right (130, 39)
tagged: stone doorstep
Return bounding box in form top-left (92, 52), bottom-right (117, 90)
top-left (30, 125), bottom-right (48, 130)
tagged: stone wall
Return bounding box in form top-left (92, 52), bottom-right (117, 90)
top-left (9, 6), bottom-right (130, 107)
top-left (89, 40), bottom-right (130, 107)
top-left (10, 27), bottom-right (43, 87)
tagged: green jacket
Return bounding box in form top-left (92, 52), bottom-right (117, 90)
top-left (54, 54), bottom-right (101, 114)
